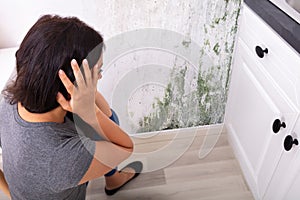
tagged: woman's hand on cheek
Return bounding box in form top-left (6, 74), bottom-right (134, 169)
top-left (57, 59), bottom-right (99, 122)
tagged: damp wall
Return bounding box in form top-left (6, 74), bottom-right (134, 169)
top-left (0, 0), bottom-right (242, 134)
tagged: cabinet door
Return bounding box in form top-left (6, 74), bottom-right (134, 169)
top-left (225, 39), bottom-right (298, 199)
top-left (264, 118), bottom-right (300, 200)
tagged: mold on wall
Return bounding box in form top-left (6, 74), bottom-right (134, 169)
top-left (0, 0), bottom-right (242, 134)
top-left (136, 0), bottom-right (242, 133)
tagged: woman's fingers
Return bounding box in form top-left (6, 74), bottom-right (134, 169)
top-left (58, 58), bottom-right (98, 97)
top-left (82, 59), bottom-right (91, 83)
top-left (58, 69), bottom-right (74, 95)
top-left (56, 92), bottom-right (72, 112)
top-left (82, 59), bottom-right (98, 86)
top-left (81, 59), bottom-right (99, 89)
top-left (71, 59), bottom-right (85, 87)
top-left (93, 64), bottom-right (100, 85)
top-left (57, 58), bottom-right (99, 120)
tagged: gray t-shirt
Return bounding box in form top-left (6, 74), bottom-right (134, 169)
top-left (0, 99), bottom-right (96, 200)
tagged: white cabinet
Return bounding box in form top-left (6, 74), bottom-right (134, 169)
top-left (225, 4), bottom-right (300, 200)
top-left (264, 117), bottom-right (300, 200)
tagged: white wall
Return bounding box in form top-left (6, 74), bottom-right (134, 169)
top-left (0, 0), bottom-right (242, 134)
top-left (0, 0), bottom-right (205, 49)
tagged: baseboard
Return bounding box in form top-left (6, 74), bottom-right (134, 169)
top-left (131, 123), bottom-right (225, 137)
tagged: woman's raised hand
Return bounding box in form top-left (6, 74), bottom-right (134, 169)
top-left (57, 59), bottom-right (99, 122)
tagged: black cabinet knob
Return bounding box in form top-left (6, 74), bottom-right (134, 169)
top-left (255, 46), bottom-right (268, 58)
top-left (284, 135), bottom-right (298, 151)
top-left (272, 119), bottom-right (286, 133)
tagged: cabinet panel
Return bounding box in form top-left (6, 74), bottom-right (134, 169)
top-left (284, 170), bottom-right (300, 200)
top-left (226, 4), bottom-right (300, 200)
top-left (226, 38), bottom-right (298, 199)
top-left (239, 5), bottom-right (300, 110)
top-left (239, 40), bottom-right (298, 198)
top-left (230, 54), bottom-right (280, 172)
top-left (264, 117), bottom-right (300, 200)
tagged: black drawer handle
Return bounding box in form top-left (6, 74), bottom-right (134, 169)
top-left (284, 135), bottom-right (298, 151)
top-left (272, 119), bottom-right (286, 133)
top-left (255, 46), bottom-right (268, 58)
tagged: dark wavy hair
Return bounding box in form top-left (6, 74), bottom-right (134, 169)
top-left (2, 15), bottom-right (103, 113)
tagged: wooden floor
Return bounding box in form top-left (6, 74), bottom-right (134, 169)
top-left (86, 125), bottom-right (254, 200)
top-left (0, 124), bottom-right (254, 200)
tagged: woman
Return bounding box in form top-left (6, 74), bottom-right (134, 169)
top-left (0, 171), bottom-right (10, 198)
top-left (0, 15), bottom-right (142, 199)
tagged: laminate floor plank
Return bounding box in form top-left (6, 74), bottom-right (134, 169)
top-left (85, 126), bottom-right (254, 200)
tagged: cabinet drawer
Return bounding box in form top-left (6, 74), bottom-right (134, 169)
top-left (238, 38), bottom-right (297, 116)
top-left (238, 5), bottom-right (300, 109)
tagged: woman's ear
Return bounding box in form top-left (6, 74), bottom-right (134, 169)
top-left (56, 92), bottom-right (72, 112)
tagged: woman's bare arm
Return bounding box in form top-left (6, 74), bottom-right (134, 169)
top-left (94, 107), bottom-right (133, 148)
top-left (0, 170), bottom-right (11, 198)
top-left (57, 59), bottom-right (134, 184)
top-left (95, 91), bottom-right (112, 117)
